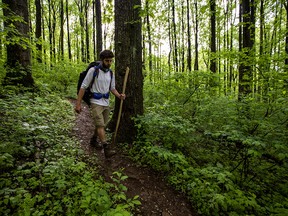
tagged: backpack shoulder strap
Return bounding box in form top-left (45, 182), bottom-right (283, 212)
top-left (93, 65), bottom-right (100, 78)
top-left (90, 66), bottom-right (113, 90)
top-left (89, 66), bottom-right (99, 88)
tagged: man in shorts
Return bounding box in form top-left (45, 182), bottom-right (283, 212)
top-left (75, 50), bottom-right (126, 158)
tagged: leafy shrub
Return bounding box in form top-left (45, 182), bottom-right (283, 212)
top-left (136, 109), bottom-right (196, 152)
top-left (130, 74), bottom-right (288, 215)
top-left (0, 89), bottom-right (140, 215)
top-left (32, 61), bottom-right (85, 98)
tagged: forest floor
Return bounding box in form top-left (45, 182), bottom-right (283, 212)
top-left (70, 99), bottom-right (197, 216)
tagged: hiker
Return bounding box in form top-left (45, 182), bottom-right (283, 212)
top-left (75, 50), bottom-right (126, 157)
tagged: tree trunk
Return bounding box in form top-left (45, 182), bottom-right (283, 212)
top-left (210, 0), bottom-right (217, 73)
top-left (51, 2), bottom-right (57, 63)
top-left (238, 0), bottom-right (254, 99)
top-left (145, 0), bottom-right (153, 73)
top-left (285, 1), bottom-right (288, 68)
top-left (171, 0), bottom-right (179, 73)
top-left (223, 2), bottom-right (228, 94)
top-left (193, 0), bottom-right (199, 71)
top-left (3, 0), bottom-right (34, 88)
top-left (95, 0), bottom-right (102, 59)
top-left (93, 1), bottom-right (96, 59)
top-left (168, 5), bottom-right (172, 75)
top-left (48, 0), bottom-right (53, 64)
top-left (60, 0), bottom-right (64, 60)
top-left (84, 0), bottom-right (90, 61)
top-left (181, 0), bottom-right (185, 73)
top-left (186, 0), bottom-right (192, 72)
top-left (66, 0), bottom-right (72, 60)
top-left (111, 0), bottom-right (143, 144)
top-left (47, 0), bottom-right (57, 64)
top-left (41, 0), bottom-right (47, 63)
top-left (76, 0), bottom-right (85, 62)
top-left (35, 0), bottom-right (42, 62)
top-left (238, 0), bottom-right (252, 100)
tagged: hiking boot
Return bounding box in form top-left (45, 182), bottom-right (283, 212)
top-left (103, 142), bottom-right (116, 158)
top-left (90, 135), bottom-right (102, 149)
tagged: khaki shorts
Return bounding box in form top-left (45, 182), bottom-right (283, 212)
top-left (90, 104), bottom-right (110, 128)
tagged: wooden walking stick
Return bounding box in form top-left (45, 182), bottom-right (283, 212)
top-left (113, 67), bottom-right (129, 145)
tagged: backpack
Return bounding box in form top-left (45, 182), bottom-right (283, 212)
top-left (77, 61), bottom-right (113, 106)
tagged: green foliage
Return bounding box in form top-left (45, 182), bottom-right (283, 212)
top-left (0, 2), bottom-right (32, 50)
top-left (32, 61), bottom-right (85, 98)
top-left (136, 110), bottom-right (196, 151)
top-left (129, 72), bottom-right (288, 215)
top-left (0, 88), bottom-right (139, 215)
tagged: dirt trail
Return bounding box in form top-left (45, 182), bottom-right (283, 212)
top-left (71, 100), bottom-right (197, 216)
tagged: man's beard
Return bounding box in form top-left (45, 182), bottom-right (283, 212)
top-left (103, 63), bottom-right (110, 69)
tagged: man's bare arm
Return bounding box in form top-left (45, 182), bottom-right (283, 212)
top-left (75, 88), bottom-right (85, 113)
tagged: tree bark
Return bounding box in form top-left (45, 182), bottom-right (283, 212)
top-left (186, 0), bottom-right (192, 72)
top-left (75, 0), bottom-right (85, 62)
top-left (171, 0), bottom-right (179, 72)
top-left (210, 0), bottom-right (217, 73)
top-left (181, 0), bottom-right (185, 73)
top-left (193, 0), bottom-right (199, 71)
top-left (48, 0), bottom-right (57, 64)
top-left (284, 1), bottom-right (288, 68)
top-left (145, 0), bottom-right (153, 73)
top-left (35, 0), bottom-right (42, 62)
top-left (60, 0), bottom-right (64, 60)
top-left (66, 0), bottom-right (72, 60)
top-left (3, 0), bottom-right (34, 88)
top-left (95, 0), bottom-right (102, 59)
top-left (48, 0), bottom-right (53, 64)
top-left (41, 0), bottom-right (47, 63)
top-left (238, 0), bottom-right (254, 99)
top-left (84, 0), bottom-right (90, 61)
top-left (111, 0), bottom-right (143, 144)
top-left (93, 1), bottom-right (96, 59)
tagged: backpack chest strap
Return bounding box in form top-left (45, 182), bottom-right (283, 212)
top-left (92, 92), bottom-right (110, 99)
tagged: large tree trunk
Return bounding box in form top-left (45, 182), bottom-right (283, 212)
top-left (238, 0), bottom-right (253, 99)
top-left (110, 0), bottom-right (143, 144)
top-left (3, 0), bottom-right (34, 88)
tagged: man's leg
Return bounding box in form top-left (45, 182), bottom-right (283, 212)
top-left (90, 104), bottom-right (105, 148)
top-left (101, 106), bottom-right (116, 157)
top-left (91, 104), bottom-right (115, 157)
top-left (97, 105), bottom-right (110, 142)
top-left (97, 126), bottom-right (106, 142)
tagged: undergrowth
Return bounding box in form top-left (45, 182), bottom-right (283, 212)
top-left (127, 74), bottom-right (288, 216)
top-left (0, 88), bottom-right (140, 215)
